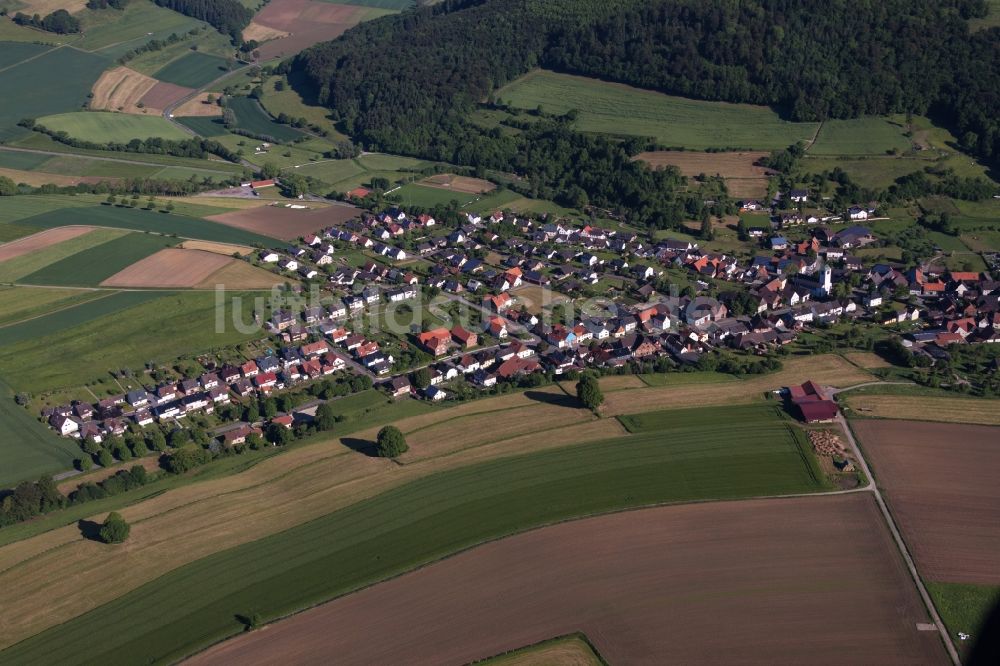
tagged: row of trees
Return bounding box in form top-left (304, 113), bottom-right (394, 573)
top-left (12, 9), bottom-right (80, 34)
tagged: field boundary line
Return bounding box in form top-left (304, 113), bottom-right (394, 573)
top-left (0, 44), bottom-right (61, 75)
top-left (0, 289), bottom-right (118, 330)
top-left (839, 415), bottom-right (960, 665)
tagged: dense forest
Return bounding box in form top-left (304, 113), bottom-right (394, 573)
top-left (290, 0), bottom-right (1000, 226)
top-left (153, 0), bottom-right (251, 43)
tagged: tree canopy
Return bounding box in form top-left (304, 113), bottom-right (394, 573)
top-left (99, 512), bottom-right (130, 544)
top-left (375, 425), bottom-right (408, 458)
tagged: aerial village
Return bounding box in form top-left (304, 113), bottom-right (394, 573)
top-left (43, 190), bottom-right (1000, 444)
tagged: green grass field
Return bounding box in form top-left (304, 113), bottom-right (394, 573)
top-left (495, 70), bottom-right (819, 150)
top-left (9, 132), bottom-right (246, 172)
top-left (392, 183), bottom-right (478, 208)
top-left (0, 222), bottom-right (37, 242)
top-left (227, 96), bottom-right (303, 142)
top-left (175, 116), bottom-right (228, 137)
top-left (0, 379), bottom-right (80, 488)
top-left (18, 232), bottom-right (175, 286)
top-left (927, 582), bottom-right (1000, 650)
top-left (73, 0), bottom-right (204, 55)
top-left (0, 228), bottom-right (129, 282)
top-left (0, 291), bottom-right (261, 393)
top-left (0, 42), bottom-right (50, 69)
top-left (0, 195), bottom-right (97, 225)
top-left (153, 52), bottom-right (229, 88)
top-left (259, 75), bottom-right (347, 141)
top-left (33, 155), bottom-right (161, 178)
top-left (0, 46), bottom-right (109, 140)
top-left (0, 286), bottom-right (107, 327)
top-left (0, 290), bottom-right (163, 347)
top-left (36, 112), bottom-right (190, 143)
top-left (0, 150), bottom-right (52, 171)
top-left (808, 118), bottom-right (912, 156)
top-left (800, 156), bottom-right (930, 189)
top-left (479, 634), bottom-right (605, 666)
top-left (0, 403), bottom-right (829, 664)
top-left (17, 203), bottom-right (280, 245)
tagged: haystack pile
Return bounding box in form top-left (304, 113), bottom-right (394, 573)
top-left (809, 430), bottom-right (847, 456)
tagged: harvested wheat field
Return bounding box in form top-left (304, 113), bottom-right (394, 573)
top-left (189, 494), bottom-right (946, 666)
top-left (195, 260), bottom-right (285, 289)
top-left (139, 81), bottom-right (195, 112)
top-left (419, 173), bottom-right (496, 194)
top-left (597, 374), bottom-right (647, 391)
top-left (250, 0), bottom-right (381, 60)
top-left (178, 240), bottom-right (251, 256)
top-left (0, 167), bottom-right (111, 188)
top-left (242, 20), bottom-right (290, 43)
top-left (172, 93), bottom-right (222, 117)
top-left (0, 389), bottom-right (628, 648)
top-left (206, 203), bottom-right (359, 241)
top-left (89, 67), bottom-right (158, 114)
top-left (843, 351), bottom-right (892, 369)
top-left (100, 248), bottom-right (231, 288)
top-left (400, 402), bottom-right (596, 461)
top-left (853, 420), bottom-right (1000, 584)
top-left (844, 394), bottom-right (1000, 426)
top-left (602, 354), bottom-right (872, 416)
top-left (0, 226), bottom-right (94, 262)
top-left (636, 150), bottom-right (774, 199)
top-left (15, 0), bottom-right (87, 14)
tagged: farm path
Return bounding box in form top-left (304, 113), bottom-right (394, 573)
top-left (837, 413), bottom-right (959, 665)
top-left (829, 380), bottom-right (916, 394)
top-left (0, 44), bottom-right (65, 75)
top-left (0, 146), bottom-right (234, 172)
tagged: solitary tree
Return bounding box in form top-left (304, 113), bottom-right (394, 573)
top-left (375, 425), bottom-right (408, 458)
top-left (576, 374), bottom-right (604, 412)
top-left (411, 367), bottom-right (432, 390)
top-left (99, 512), bottom-right (130, 544)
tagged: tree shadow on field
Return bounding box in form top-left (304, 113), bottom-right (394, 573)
top-left (524, 390), bottom-right (581, 409)
top-left (77, 519), bottom-right (103, 542)
top-left (341, 437), bottom-right (378, 457)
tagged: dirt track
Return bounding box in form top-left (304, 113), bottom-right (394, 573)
top-left (188, 494), bottom-right (946, 666)
top-left (0, 226), bottom-right (95, 262)
top-left (852, 420), bottom-right (1000, 584)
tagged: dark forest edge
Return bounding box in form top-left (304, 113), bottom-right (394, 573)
top-left (287, 0), bottom-right (1000, 229)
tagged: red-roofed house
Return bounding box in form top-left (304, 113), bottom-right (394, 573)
top-left (451, 325), bottom-right (477, 349)
top-left (417, 328), bottom-right (451, 356)
top-left (251, 179), bottom-right (275, 190)
top-left (485, 292), bottom-right (512, 312)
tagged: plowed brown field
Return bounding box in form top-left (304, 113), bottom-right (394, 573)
top-left (100, 248), bottom-right (232, 288)
top-left (852, 419), bottom-right (1000, 584)
top-left (0, 226), bottom-right (95, 262)
top-left (249, 0), bottom-right (372, 60)
top-left (188, 494), bottom-right (946, 666)
top-left (139, 81), bottom-right (194, 111)
top-left (206, 203), bottom-right (359, 240)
